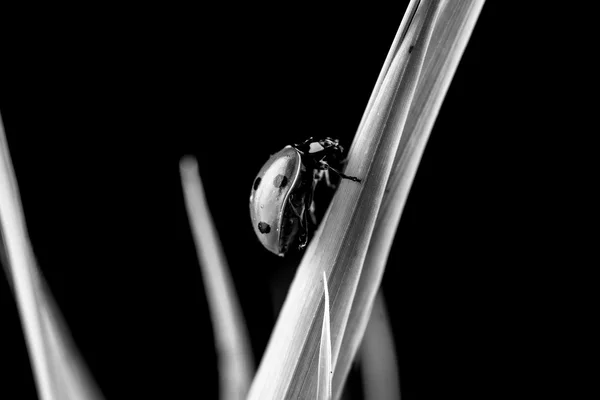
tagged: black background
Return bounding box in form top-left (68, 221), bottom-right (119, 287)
top-left (0, 3), bottom-right (534, 399)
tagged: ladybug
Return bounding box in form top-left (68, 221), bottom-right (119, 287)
top-left (249, 137), bottom-right (361, 256)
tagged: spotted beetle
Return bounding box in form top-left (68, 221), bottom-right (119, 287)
top-left (249, 137), bottom-right (361, 256)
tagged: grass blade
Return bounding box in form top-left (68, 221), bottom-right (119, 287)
top-left (247, 1), bottom-right (442, 398)
top-left (317, 271), bottom-right (332, 400)
top-left (0, 113), bottom-right (104, 400)
top-left (180, 156), bottom-right (254, 400)
top-left (334, 2), bottom-right (486, 396)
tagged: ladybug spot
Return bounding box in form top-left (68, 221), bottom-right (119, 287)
top-left (258, 221), bottom-right (271, 234)
top-left (253, 177), bottom-right (261, 190)
top-left (274, 174), bottom-right (288, 188)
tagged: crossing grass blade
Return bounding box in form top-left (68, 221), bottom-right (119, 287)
top-left (317, 271), bottom-right (332, 400)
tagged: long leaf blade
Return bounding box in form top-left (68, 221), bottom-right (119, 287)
top-left (334, 2), bottom-right (486, 397)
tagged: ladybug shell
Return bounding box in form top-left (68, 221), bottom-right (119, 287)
top-left (249, 146), bottom-right (304, 256)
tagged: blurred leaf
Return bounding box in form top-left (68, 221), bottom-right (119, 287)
top-left (0, 113), bottom-right (104, 400)
top-left (360, 292), bottom-right (400, 400)
top-left (180, 157), bottom-right (254, 400)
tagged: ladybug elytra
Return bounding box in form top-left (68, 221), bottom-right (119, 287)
top-left (249, 137), bottom-right (361, 256)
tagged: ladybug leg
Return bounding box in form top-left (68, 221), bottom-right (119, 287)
top-left (287, 198), bottom-right (303, 220)
top-left (308, 200), bottom-right (317, 225)
top-left (295, 197), bottom-right (311, 249)
top-left (323, 169), bottom-right (336, 188)
top-left (313, 168), bottom-right (335, 189)
top-left (287, 197), bottom-right (311, 230)
top-left (297, 209), bottom-right (309, 249)
top-left (286, 199), bottom-right (308, 250)
top-left (304, 176), bottom-right (318, 223)
top-left (297, 174), bottom-right (319, 250)
top-left (319, 160), bottom-right (361, 183)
